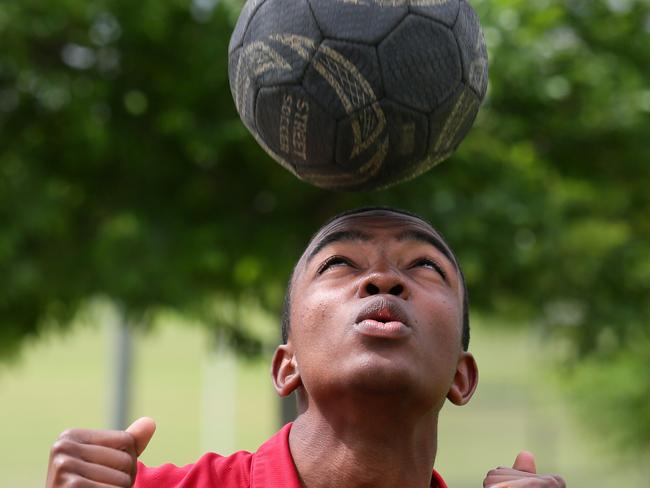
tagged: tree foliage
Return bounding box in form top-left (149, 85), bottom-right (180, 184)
top-left (1, 0), bottom-right (648, 451)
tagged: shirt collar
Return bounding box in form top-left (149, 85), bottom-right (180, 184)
top-left (251, 423), bottom-right (448, 488)
top-left (251, 423), bottom-right (302, 488)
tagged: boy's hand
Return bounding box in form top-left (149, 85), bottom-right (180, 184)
top-left (483, 451), bottom-right (566, 487)
top-left (46, 417), bottom-right (156, 488)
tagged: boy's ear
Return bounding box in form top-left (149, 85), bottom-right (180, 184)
top-left (447, 351), bottom-right (478, 406)
top-left (272, 343), bottom-right (302, 397)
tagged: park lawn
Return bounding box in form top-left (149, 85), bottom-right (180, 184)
top-left (0, 313), bottom-right (646, 487)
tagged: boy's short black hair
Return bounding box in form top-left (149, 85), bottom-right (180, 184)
top-left (281, 206), bottom-right (471, 351)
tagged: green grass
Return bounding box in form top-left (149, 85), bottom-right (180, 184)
top-left (0, 314), bottom-right (646, 487)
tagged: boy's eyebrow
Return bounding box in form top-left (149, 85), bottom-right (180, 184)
top-left (306, 230), bottom-right (371, 263)
top-left (396, 229), bottom-right (458, 269)
top-left (305, 228), bottom-right (457, 268)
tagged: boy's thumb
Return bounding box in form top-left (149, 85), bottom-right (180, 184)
top-left (126, 417), bottom-right (157, 457)
top-left (512, 451), bottom-right (537, 474)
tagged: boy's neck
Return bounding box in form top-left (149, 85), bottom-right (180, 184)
top-left (288, 402), bottom-right (439, 488)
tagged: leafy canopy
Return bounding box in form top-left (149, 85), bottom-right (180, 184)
top-left (0, 0), bottom-right (649, 452)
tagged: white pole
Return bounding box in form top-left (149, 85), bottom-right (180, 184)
top-left (202, 328), bottom-right (237, 454)
top-left (110, 306), bottom-right (132, 430)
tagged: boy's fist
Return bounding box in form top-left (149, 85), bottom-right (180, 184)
top-left (483, 451), bottom-right (566, 487)
top-left (46, 417), bottom-right (156, 488)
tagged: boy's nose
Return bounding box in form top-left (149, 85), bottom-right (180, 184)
top-left (359, 269), bottom-right (408, 299)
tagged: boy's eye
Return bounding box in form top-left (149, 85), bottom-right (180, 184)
top-left (318, 256), bottom-right (351, 274)
top-left (412, 258), bottom-right (447, 279)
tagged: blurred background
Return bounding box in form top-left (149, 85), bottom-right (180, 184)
top-left (1, 0), bottom-right (649, 486)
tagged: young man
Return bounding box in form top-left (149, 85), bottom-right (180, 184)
top-left (46, 207), bottom-right (566, 487)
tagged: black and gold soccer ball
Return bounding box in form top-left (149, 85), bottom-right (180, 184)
top-left (228, 0), bottom-right (488, 191)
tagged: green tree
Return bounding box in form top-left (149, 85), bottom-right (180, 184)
top-left (1, 0), bottom-right (648, 452)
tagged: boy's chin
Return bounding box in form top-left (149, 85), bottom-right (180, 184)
top-left (322, 361), bottom-right (442, 408)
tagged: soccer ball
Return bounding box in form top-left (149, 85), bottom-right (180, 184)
top-left (228, 0), bottom-right (488, 191)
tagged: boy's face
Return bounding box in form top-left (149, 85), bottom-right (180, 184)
top-left (284, 210), bottom-right (475, 412)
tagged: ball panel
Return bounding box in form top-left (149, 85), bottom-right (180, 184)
top-left (242, 0), bottom-right (321, 86)
top-left (295, 136), bottom-right (387, 191)
top-left (229, 0), bottom-right (269, 53)
top-left (308, 0), bottom-right (407, 44)
top-left (335, 104), bottom-right (388, 173)
top-left (229, 46), bottom-right (258, 133)
top-left (379, 99), bottom-right (430, 171)
top-left (453, 0), bottom-right (488, 97)
top-left (303, 40), bottom-right (384, 120)
top-left (408, 0), bottom-right (460, 28)
top-left (255, 86), bottom-right (336, 170)
top-left (379, 15), bottom-right (462, 112)
top-left (335, 99), bottom-right (428, 176)
top-left (428, 82), bottom-right (480, 158)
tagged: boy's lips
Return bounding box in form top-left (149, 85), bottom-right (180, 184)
top-left (354, 297), bottom-right (412, 339)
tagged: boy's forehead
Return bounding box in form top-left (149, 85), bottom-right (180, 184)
top-left (302, 211), bottom-right (457, 266)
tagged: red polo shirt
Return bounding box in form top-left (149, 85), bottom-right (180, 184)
top-left (135, 423), bottom-right (448, 488)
